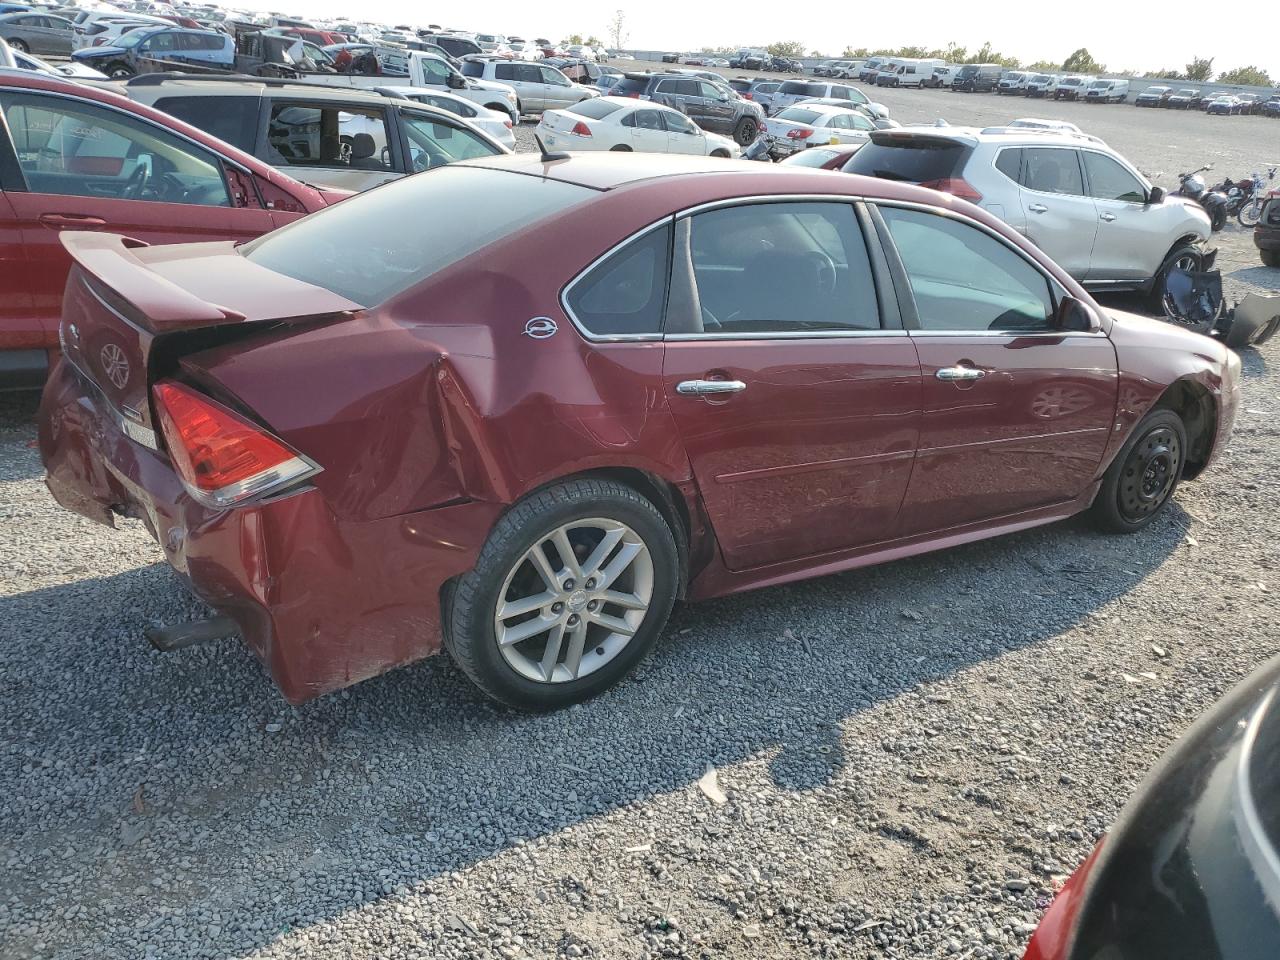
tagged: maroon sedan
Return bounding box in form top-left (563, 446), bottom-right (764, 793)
top-left (39, 153), bottom-right (1241, 709)
top-left (0, 72), bottom-right (347, 389)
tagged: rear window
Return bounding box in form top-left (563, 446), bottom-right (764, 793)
top-left (779, 81), bottom-right (824, 97)
top-left (567, 99), bottom-right (622, 119)
top-left (242, 166), bottom-right (593, 306)
top-left (153, 95), bottom-right (258, 152)
top-left (613, 77), bottom-right (649, 95)
top-left (776, 108), bottom-right (822, 124)
top-left (845, 137), bottom-right (971, 183)
top-left (780, 146), bottom-right (844, 168)
top-left (460, 61), bottom-right (483, 77)
top-left (728, 79), bottom-right (751, 92)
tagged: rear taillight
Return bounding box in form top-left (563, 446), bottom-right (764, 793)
top-left (571, 120), bottom-right (592, 137)
top-left (919, 177), bottom-right (983, 203)
top-left (152, 380), bottom-right (320, 509)
top-left (743, 92), bottom-right (753, 100)
top-left (786, 127), bottom-right (814, 140)
top-left (503, 119), bottom-right (513, 129)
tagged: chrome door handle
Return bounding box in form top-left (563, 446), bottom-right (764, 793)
top-left (1100, 212), bottom-right (1117, 222)
top-left (1027, 203), bottom-right (1048, 214)
top-left (936, 366), bottom-right (986, 382)
top-left (676, 379), bottom-right (747, 396)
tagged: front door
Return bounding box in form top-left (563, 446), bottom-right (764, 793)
top-left (1011, 146), bottom-right (1098, 279)
top-left (874, 204), bottom-right (1118, 535)
top-left (0, 90), bottom-right (276, 335)
top-left (661, 200), bottom-right (922, 570)
top-left (660, 110), bottom-right (706, 155)
top-left (1080, 149), bottom-right (1164, 281)
top-left (695, 79), bottom-right (735, 133)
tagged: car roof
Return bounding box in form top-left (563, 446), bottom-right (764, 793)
top-left (118, 76), bottom-right (408, 106)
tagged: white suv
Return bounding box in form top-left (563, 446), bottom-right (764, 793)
top-left (460, 58), bottom-right (598, 114)
top-left (844, 126), bottom-right (1212, 313)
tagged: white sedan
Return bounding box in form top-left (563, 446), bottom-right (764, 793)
top-left (374, 85), bottom-right (516, 150)
top-left (536, 97), bottom-right (739, 157)
top-left (762, 104), bottom-right (876, 159)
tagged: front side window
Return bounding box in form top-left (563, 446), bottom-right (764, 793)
top-left (1082, 152), bottom-right (1146, 203)
top-left (541, 66), bottom-right (571, 86)
top-left (565, 223), bottom-right (672, 336)
top-left (1021, 147), bottom-right (1085, 196)
top-left (401, 113), bottom-right (500, 171)
top-left (0, 92), bottom-right (231, 206)
top-left (683, 202), bottom-right (880, 335)
top-left (663, 112), bottom-right (697, 135)
top-left (879, 206), bottom-right (1053, 333)
top-left (697, 81), bottom-right (722, 99)
top-left (266, 102), bottom-right (392, 172)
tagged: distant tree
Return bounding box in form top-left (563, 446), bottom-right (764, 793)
top-left (1062, 47), bottom-right (1104, 73)
top-left (943, 42), bottom-right (968, 63)
top-left (842, 46), bottom-right (871, 58)
top-left (766, 40), bottom-right (806, 58)
top-left (1217, 65), bottom-right (1271, 86)
top-left (1144, 68), bottom-right (1184, 79)
top-left (1025, 60), bottom-right (1059, 72)
top-left (1184, 56), bottom-right (1214, 81)
top-left (607, 10), bottom-right (628, 52)
top-left (968, 41), bottom-right (1020, 68)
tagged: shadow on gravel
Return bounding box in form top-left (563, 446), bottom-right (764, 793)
top-left (0, 391), bottom-right (43, 483)
top-left (0, 498), bottom-right (1187, 957)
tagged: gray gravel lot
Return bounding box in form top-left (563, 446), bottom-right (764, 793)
top-left (2, 75), bottom-right (1280, 959)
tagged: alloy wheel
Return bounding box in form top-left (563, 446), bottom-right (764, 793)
top-left (1117, 426), bottom-right (1181, 522)
top-left (493, 518), bottom-right (654, 684)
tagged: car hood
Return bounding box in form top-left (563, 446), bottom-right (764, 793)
top-left (1106, 307), bottom-right (1228, 360)
top-left (72, 44), bottom-right (125, 58)
top-left (469, 77), bottom-right (516, 95)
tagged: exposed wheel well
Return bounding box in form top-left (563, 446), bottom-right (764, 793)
top-left (585, 468), bottom-right (692, 595)
top-left (1154, 378), bottom-right (1216, 478)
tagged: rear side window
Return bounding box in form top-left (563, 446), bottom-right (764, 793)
top-left (565, 223), bottom-right (672, 336)
top-left (265, 102), bottom-right (392, 172)
top-left (1022, 147), bottom-right (1084, 195)
top-left (845, 137), bottom-right (970, 184)
top-left (495, 63), bottom-right (517, 81)
top-left (567, 99), bottom-right (623, 120)
top-left (154, 95), bottom-right (259, 153)
top-left (995, 148), bottom-right (1022, 182)
top-left (779, 81), bottom-right (824, 97)
top-left (243, 167), bottom-right (592, 306)
top-left (460, 60), bottom-right (483, 77)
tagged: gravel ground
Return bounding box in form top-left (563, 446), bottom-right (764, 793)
top-left (2, 79), bottom-right (1280, 959)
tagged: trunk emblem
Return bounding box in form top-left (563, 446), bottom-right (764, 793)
top-left (524, 317), bottom-right (558, 340)
top-left (100, 343), bottom-right (131, 390)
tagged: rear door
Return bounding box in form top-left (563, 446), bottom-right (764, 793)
top-left (0, 89), bottom-right (276, 340)
top-left (872, 203), bottom-right (1116, 534)
top-left (1009, 146), bottom-right (1098, 278)
top-left (661, 199), bottom-right (922, 569)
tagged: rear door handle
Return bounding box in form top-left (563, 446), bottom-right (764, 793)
top-left (676, 379), bottom-right (747, 396)
top-left (1027, 203), bottom-right (1048, 214)
top-left (936, 366), bottom-right (986, 382)
top-left (39, 213), bottom-right (107, 229)
top-left (1099, 212), bottom-right (1117, 222)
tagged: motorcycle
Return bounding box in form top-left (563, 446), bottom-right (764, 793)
top-left (1174, 165), bottom-right (1229, 231)
top-left (1233, 165), bottom-right (1279, 227)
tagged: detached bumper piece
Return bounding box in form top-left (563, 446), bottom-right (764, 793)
top-left (147, 616), bottom-right (239, 652)
top-left (1166, 268), bottom-right (1280, 348)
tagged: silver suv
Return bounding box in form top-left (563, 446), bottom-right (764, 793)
top-left (845, 126), bottom-right (1212, 312)
top-left (459, 58), bottom-right (597, 114)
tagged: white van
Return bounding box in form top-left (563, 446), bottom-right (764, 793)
top-left (996, 70), bottom-right (1030, 95)
top-left (1085, 77), bottom-right (1129, 103)
top-left (1024, 73), bottom-right (1058, 97)
top-left (895, 57), bottom-right (942, 87)
top-left (873, 57), bottom-right (905, 86)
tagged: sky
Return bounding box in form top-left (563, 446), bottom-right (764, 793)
top-left (232, 0), bottom-right (1277, 78)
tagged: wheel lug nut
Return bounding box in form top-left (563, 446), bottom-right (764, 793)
top-left (567, 614), bottom-right (579, 625)
top-left (552, 602), bottom-right (564, 614)
top-left (563, 579), bottom-right (575, 591)
top-left (587, 600), bottom-right (598, 611)
top-left (585, 578), bottom-right (596, 589)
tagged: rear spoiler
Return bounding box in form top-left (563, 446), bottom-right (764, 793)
top-left (60, 231), bottom-right (363, 332)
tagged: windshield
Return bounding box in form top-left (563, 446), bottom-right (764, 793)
top-left (1031, 75), bottom-right (1051, 83)
top-left (776, 108), bottom-right (822, 124)
top-left (1089, 80), bottom-right (1109, 89)
top-left (242, 167), bottom-right (592, 306)
top-left (115, 30), bottom-right (149, 48)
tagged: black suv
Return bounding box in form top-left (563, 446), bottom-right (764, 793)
top-left (613, 72), bottom-right (765, 145)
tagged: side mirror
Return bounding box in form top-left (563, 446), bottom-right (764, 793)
top-left (1147, 185), bottom-right (1166, 205)
top-left (1056, 296), bottom-right (1100, 333)
top-left (446, 73), bottom-right (464, 89)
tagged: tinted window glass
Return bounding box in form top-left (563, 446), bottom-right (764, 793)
top-left (880, 206), bottom-right (1052, 332)
top-left (779, 146), bottom-right (844, 168)
top-left (244, 167), bottom-right (591, 306)
top-left (1022, 147), bottom-right (1084, 195)
top-left (686, 202), bottom-right (879, 334)
top-left (567, 99), bottom-right (623, 120)
top-left (995, 148), bottom-right (1022, 182)
top-left (401, 114), bottom-right (499, 171)
top-left (1083, 151), bottom-right (1146, 203)
top-left (566, 224), bottom-right (672, 336)
top-left (154, 95), bottom-right (258, 152)
top-left (676, 79), bottom-right (699, 96)
top-left (729, 79), bottom-right (751, 92)
top-left (494, 63), bottom-right (517, 81)
top-left (0, 93), bottom-right (230, 207)
top-left (779, 81), bottom-right (824, 96)
top-left (845, 137), bottom-right (970, 183)
top-left (266, 103), bottom-right (391, 172)
top-left (612, 77), bottom-right (648, 96)
top-left (460, 60), bottom-right (483, 77)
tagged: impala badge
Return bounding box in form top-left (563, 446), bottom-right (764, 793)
top-left (100, 343), bottom-right (131, 390)
top-left (524, 317), bottom-right (558, 340)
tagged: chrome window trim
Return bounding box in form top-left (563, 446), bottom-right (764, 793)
top-left (665, 329), bottom-right (906, 341)
top-left (558, 216), bottom-right (672, 343)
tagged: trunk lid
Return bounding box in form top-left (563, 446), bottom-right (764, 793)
top-left (58, 231), bottom-right (362, 436)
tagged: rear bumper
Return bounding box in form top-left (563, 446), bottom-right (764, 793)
top-left (39, 360), bottom-right (501, 703)
top-left (1254, 225), bottom-right (1280, 251)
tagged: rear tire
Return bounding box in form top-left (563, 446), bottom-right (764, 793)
top-left (8, 39), bottom-right (28, 53)
top-left (444, 478), bottom-right (680, 711)
top-left (710, 149), bottom-right (730, 158)
top-left (1090, 408), bottom-right (1187, 533)
top-left (1262, 249), bottom-right (1280, 268)
top-left (107, 62), bottom-right (134, 78)
top-left (609, 144), bottom-right (632, 151)
top-left (733, 117), bottom-right (759, 146)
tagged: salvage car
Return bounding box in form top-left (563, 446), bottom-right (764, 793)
top-left (1023, 653), bottom-right (1280, 960)
top-left (761, 103), bottom-right (875, 159)
top-left (844, 127), bottom-right (1213, 316)
top-left (612, 72), bottom-right (765, 147)
top-left (39, 152), bottom-right (1240, 710)
top-left (0, 71), bottom-right (345, 390)
top-left (0, 10), bottom-right (74, 55)
top-left (536, 97), bottom-right (738, 156)
top-left (121, 77), bottom-right (506, 192)
top-left (70, 24), bottom-right (233, 77)
top-left (1255, 192), bottom-right (1280, 266)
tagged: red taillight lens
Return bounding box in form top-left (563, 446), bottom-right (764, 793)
top-left (743, 92), bottom-right (753, 100)
top-left (152, 381), bottom-right (319, 509)
top-left (571, 120), bottom-right (592, 137)
top-left (920, 177), bottom-right (983, 203)
top-left (503, 119), bottom-right (513, 128)
top-left (786, 127), bottom-right (814, 140)
top-left (624, 91), bottom-right (640, 98)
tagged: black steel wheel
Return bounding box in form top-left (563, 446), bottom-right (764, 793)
top-left (1090, 409), bottom-right (1187, 533)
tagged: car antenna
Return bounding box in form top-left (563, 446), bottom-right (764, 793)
top-left (535, 134), bottom-right (570, 162)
